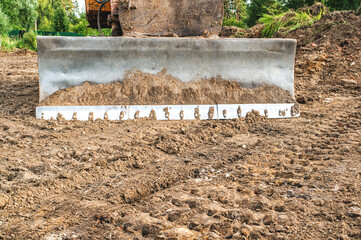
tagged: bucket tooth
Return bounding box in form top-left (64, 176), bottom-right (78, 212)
top-left (104, 112), bottom-right (109, 120)
top-left (163, 107), bottom-right (170, 120)
top-left (119, 111), bottom-right (125, 120)
top-left (237, 106), bottom-right (242, 119)
top-left (194, 107), bottom-right (200, 120)
top-left (134, 111), bottom-right (140, 119)
top-left (180, 110), bottom-right (184, 120)
top-left (89, 112), bottom-right (94, 121)
top-left (291, 104), bottom-right (300, 117)
top-left (208, 107), bottom-right (215, 119)
top-left (57, 113), bottom-right (64, 121)
top-left (222, 109), bottom-right (227, 118)
top-left (149, 109), bottom-right (157, 120)
top-left (72, 112), bottom-right (78, 120)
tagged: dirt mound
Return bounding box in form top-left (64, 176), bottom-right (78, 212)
top-left (40, 70), bottom-right (294, 106)
top-left (283, 10), bottom-right (361, 102)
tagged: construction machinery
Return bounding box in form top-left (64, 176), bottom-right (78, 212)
top-left (36, 0), bottom-right (299, 121)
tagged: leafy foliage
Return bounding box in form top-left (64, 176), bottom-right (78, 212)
top-left (0, 0), bottom-right (38, 31)
top-left (279, 0), bottom-right (315, 9)
top-left (259, 4), bottom-right (326, 37)
top-left (0, 34), bottom-right (19, 50)
top-left (52, 6), bottom-right (70, 32)
top-left (324, 0), bottom-right (361, 11)
top-left (0, 8), bottom-right (9, 34)
top-left (38, 16), bottom-right (52, 31)
top-left (246, 0), bottom-right (286, 27)
top-left (223, 0), bottom-right (248, 28)
top-left (22, 31), bottom-right (37, 51)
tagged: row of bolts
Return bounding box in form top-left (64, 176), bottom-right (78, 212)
top-left (45, 106), bottom-right (277, 121)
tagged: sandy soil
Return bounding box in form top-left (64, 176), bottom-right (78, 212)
top-left (0, 11), bottom-right (360, 240)
top-left (40, 72), bottom-right (294, 106)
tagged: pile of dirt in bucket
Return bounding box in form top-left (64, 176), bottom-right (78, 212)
top-left (40, 70), bottom-right (294, 106)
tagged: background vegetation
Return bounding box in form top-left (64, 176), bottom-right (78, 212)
top-left (0, 0), bottom-right (360, 50)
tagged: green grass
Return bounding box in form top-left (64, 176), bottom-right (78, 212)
top-left (0, 34), bottom-right (19, 51)
top-left (259, 9), bottom-right (325, 38)
top-left (223, 17), bottom-right (247, 29)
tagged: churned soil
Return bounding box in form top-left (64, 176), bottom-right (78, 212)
top-left (40, 70), bottom-right (294, 106)
top-left (0, 10), bottom-right (361, 240)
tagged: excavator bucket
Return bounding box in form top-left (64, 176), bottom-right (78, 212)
top-left (36, 37), bottom-right (299, 121)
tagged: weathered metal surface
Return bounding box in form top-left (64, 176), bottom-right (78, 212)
top-left (37, 36), bottom-right (297, 102)
top-left (36, 103), bottom-right (300, 121)
top-left (85, 0), bottom-right (223, 36)
top-left (118, 0), bottom-right (224, 36)
top-left (85, 0), bottom-right (111, 28)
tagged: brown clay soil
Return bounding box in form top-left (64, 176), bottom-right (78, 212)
top-left (0, 11), bottom-right (361, 240)
top-left (40, 71), bottom-right (294, 106)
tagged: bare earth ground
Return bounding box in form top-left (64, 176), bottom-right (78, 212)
top-left (0, 11), bottom-right (361, 240)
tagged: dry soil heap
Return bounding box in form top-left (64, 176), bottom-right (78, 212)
top-left (40, 70), bottom-right (294, 106)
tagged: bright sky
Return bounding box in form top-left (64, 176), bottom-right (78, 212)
top-left (76, 0), bottom-right (85, 12)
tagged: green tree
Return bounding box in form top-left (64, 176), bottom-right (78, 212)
top-left (0, 8), bottom-right (10, 34)
top-left (19, 0), bottom-right (38, 31)
top-left (37, 0), bottom-right (78, 31)
top-left (246, 0), bottom-right (285, 27)
top-left (279, 0), bottom-right (316, 9)
top-left (37, 0), bottom-right (55, 29)
top-left (52, 6), bottom-right (70, 32)
top-left (324, 0), bottom-right (361, 10)
top-left (38, 16), bottom-right (52, 31)
top-left (0, 0), bottom-right (37, 30)
top-left (70, 12), bottom-right (89, 35)
top-left (223, 0), bottom-right (248, 27)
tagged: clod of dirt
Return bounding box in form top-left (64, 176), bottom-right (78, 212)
top-left (296, 96), bottom-right (308, 104)
top-left (0, 195), bottom-right (8, 209)
top-left (40, 70), bottom-right (294, 106)
top-left (245, 110), bottom-right (264, 124)
top-left (347, 207), bottom-right (361, 218)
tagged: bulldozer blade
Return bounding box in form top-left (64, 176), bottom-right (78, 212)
top-left (36, 36), bottom-right (299, 121)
